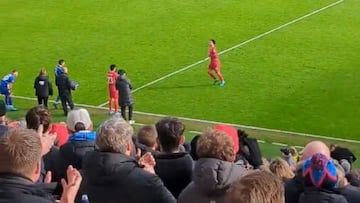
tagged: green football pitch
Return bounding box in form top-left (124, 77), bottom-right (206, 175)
top-left (1, 0), bottom-right (359, 140)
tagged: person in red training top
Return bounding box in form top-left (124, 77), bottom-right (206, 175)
top-left (208, 39), bottom-right (225, 87)
top-left (107, 64), bottom-right (119, 114)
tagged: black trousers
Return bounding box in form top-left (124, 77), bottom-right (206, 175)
top-left (120, 105), bottom-right (133, 121)
top-left (37, 96), bottom-right (49, 107)
top-left (60, 93), bottom-right (74, 116)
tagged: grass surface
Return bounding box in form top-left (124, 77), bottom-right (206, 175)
top-left (1, 0), bottom-right (360, 140)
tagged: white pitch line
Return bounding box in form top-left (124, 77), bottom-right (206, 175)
top-left (97, 0), bottom-right (344, 108)
top-left (13, 94), bottom-right (360, 144)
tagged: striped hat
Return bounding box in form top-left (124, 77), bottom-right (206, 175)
top-left (302, 153), bottom-right (337, 189)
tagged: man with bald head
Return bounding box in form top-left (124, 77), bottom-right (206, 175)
top-left (301, 141), bottom-right (330, 160)
top-left (285, 141), bottom-right (331, 203)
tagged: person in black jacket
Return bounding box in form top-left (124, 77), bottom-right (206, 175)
top-left (60, 108), bottom-right (96, 170)
top-left (81, 117), bottom-right (176, 203)
top-left (55, 67), bottom-right (74, 116)
top-left (0, 128), bottom-right (82, 203)
top-left (34, 68), bottom-right (53, 108)
top-left (154, 117), bottom-right (193, 198)
top-left (115, 69), bottom-right (134, 124)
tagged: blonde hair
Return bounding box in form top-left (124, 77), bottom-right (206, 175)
top-left (269, 157), bottom-right (295, 179)
top-left (226, 170), bottom-right (284, 203)
top-left (0, 129), bottom-right (42, 178)
top-left (260, 157), bottom-right (270, 172)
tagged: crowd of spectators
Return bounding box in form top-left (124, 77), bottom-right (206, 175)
top-left (0, 101), bottom-right (359, 203)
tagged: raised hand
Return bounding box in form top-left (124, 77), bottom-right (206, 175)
top-left (139, 152), bottom-right (156, 175)
top-left (60, 165), bottom-right (82, 203)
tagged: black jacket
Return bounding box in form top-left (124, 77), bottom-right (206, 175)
top-left (154, 152), bottom-right (193, 198)
top-left (115, 75), bottom-right (133, 106)
top-left (43, 146), bottom-right (66, 182)
top-left (34, 75), bottom-right (53, 97)
top-left (299, 188), bottom-right (348, 203)
top-left (55, 73), bottom-right (72, 96)
top-left (81, 151), bottom-right (176, 203)
top-left (336, 185), bottom-right (360, 203)
top-left (285, 168), bottom-right (304, 203)
top-left (60, 140), bottom-right (96, 170)
top-left (0, 175), bottom-right (55, 203)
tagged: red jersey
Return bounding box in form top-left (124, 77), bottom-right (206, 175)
top-left (107, 71), bottom-right (118, 87)
top-left (208, 45), bottom-right (220, 69)
top-left (107, 71), bottom-right (118, 98)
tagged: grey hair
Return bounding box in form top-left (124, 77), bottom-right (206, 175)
top-left (96, 117), bottom-right (133, 154)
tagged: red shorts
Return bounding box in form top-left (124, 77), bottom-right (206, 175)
top-left (208, 63), bottom-right (220, 71)
top-left (109, 88), bottom-right (118, 99)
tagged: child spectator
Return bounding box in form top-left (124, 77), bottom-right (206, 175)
top-left (137, 125), bottom-right (158, 151)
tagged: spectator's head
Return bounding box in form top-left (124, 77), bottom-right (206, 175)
top-left (214, 124), bottom-right (239, 154)
top-left (302, 153), bottom-right (337, 189)
top-left (96, 117), bottom-right (134, 155)
top-left (225, 171), bottom-right (284, 203)
top-left (301, 141), bottom-right (330, 161)
top-left (269, 157), bottom-right (295, 179)
top-left (0, 128), bottom-right (42, 182)
top-left (190, 134), bottom-right (201, 160)
top-left (0, 101), bottom-right (6, 125)
top-left (58, 59), bottom-right (65, 66)
top-left (39, 68), bottom-right (47, 76)
top-left (26, 106), bottom-right (51, 134)
top-left (12, 70), bottom-right (18, 78)
top-left (110, 64), bottom-right (117, 71)
top-left (137, 125), bottom-right (158, 150)
top-left (67, 108), bottom-right (93, 133)
top-left (197, 129), bottom-right (235, 162)
top-left (155, 117), bottom-right (185, 153)
top-left (25, 106), bottom-right (54, 155)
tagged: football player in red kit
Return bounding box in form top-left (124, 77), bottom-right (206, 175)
top-left (107, 64), bottom-right (119, 114)
top-left (208, 39), bottom-right (225, 86)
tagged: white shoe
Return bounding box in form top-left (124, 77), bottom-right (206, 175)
top-left (129, 120), bottom-right (135, 125)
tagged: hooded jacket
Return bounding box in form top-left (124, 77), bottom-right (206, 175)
top-left (34, 75), bottom-right (53, 98)
top-left (60, 131), bottom-right (96, 169)
top-left (178, 158), bottom-right (246, 203)
top-left (80, 151), bottom-right (176, 203)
